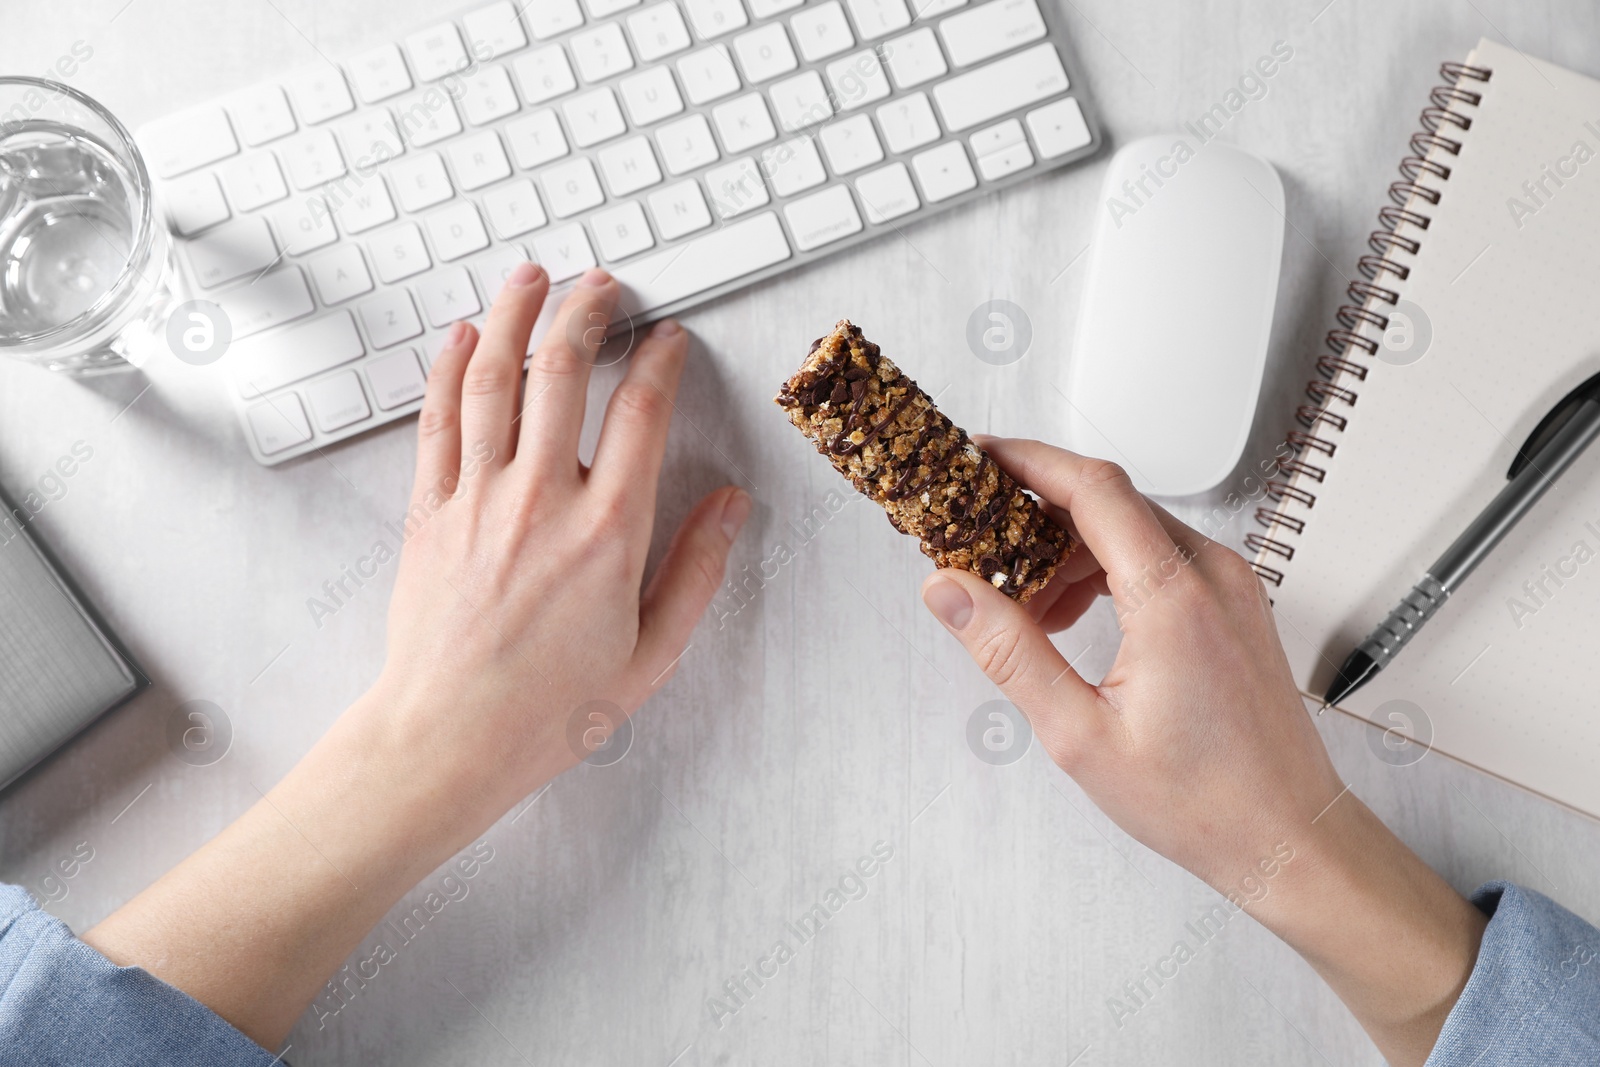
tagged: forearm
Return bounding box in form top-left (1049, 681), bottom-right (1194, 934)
top-left (1248, 795), bottom-right (1486, 1067)
top-left (83, 685), bottom-right (494, 1048)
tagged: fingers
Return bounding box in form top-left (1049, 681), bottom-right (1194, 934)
top-left (412, 321), bottom-right (477, 505)
top-left (458, 261), bottom-right (549, 467)
top-left (921, 569), bottom-right (1101, 766)
top-left (975, 437), bottom-right (1184, 611)
top-left (634, 487), bottom-right (750, 683)
top-left (517, 269), bottom-right (620, 469)
top-left (589, 320), bottom-right (689, 533)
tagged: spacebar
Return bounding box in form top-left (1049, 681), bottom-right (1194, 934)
top-left (613, 212), bottom-right (792, 319)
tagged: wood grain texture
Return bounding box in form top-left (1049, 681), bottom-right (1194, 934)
top-left (3, 1), bottom-right (1599, 1064)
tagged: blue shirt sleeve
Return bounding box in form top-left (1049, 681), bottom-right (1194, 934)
top-left (1427, 881), bottom-right (1600, 1066)
top-left (0, 884), bottom-right (278, 1066)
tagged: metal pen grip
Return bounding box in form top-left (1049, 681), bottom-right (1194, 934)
top-left (1356, 574), bottom-right (1448, 668)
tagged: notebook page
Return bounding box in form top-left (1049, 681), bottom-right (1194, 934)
top-left (1268, 38), bottom-right (1600, 817)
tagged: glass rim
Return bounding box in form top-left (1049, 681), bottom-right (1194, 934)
top-left (0, 75), bottom-right (158, 350)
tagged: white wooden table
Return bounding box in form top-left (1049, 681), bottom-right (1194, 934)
top-left (4, 2), bottom-right (1598, 1063)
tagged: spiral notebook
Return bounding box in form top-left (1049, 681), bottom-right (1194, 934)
top-left (1251, 39), bottom-right (1600, 819)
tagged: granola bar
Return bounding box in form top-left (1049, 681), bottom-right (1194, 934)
top-left (775, 320), bottom-right (1072, 602)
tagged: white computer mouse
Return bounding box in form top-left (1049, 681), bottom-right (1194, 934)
top-left (1065, 135), bottom-right (1284, 497)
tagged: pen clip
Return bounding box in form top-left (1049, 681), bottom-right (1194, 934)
top-left (1508, 369), bottom-right (1600, 480)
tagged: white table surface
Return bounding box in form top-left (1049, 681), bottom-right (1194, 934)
top-left (5, 1), bottom-right (1600, 1063)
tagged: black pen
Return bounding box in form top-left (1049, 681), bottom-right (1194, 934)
top-left (1325, 379), bottom-right (1600, 706)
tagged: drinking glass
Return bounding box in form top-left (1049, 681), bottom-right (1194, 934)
top-left (0, 77), bottom-right (178, 375)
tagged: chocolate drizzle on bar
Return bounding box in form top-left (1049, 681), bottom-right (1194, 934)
top-left (774, 320), bottom-right (1072, 603)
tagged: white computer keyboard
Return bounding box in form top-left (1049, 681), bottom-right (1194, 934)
top-left (137, 0), bottom-right (1099, 465)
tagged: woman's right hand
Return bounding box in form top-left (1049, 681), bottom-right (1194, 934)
top-left (919, 438), bottom-right (1486, 1066)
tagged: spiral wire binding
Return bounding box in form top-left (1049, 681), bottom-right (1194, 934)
top-left (1247, 61), bottom-right (1493, 584)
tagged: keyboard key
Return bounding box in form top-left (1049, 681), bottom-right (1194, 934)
top-left (164, 172), bottom-right (230, 236)
top-left (513, 46), bottom-right (578, 105)
top-left (473, 244), bottom-right (533, 301)
top-left (247, 394), bottom-right (313, 455)
top-left (790, 2), bottom-right (854, 62)
top-left (971, 117), bottom-right (1032, 179)
top-left (749, 0), bottom-right (803, 15)
top-left (619, 67), bottom-right (685, 126)
top-left (704, 156), bottom-right (767, 217)
top-left (233, 311), bottom-right (365, 398)
top-left (459, 65), bottom-right (522, 126)
top-left (447, 130), bottom-right (513, 190)
top-left (939, 0), bottom-right (1045, 67)
top-left (228, 85), bottom-right (297, 146)
top-left (657, 114), bottom-right (720, 174)
top-left (647, 179), bottom-right (712, 239)
top-left (911, 0), bottom-right (965, 16)
top-left (366, 348), bottom-right (429, 409)
top-left (628, 3), bottom-right (693, 59)
top-left (397, 91), bottom-right (463, 147)
top-left (284, 68), bottom-right (356, 125)
top-left (591, 201), bottom-right (656, 260)
top-left (360, 288), bottom-right (425, 347)
top-left (783, 183), bottom-right (861, 250)
top-left (531, 222), bottom-right (597, 281)
top-left (883, 26), bottom-right (946, 88)
top-left (761, 136), bottom-right (825, 196)
top-left (769, 70), bottom-right (831, 131)
top-left (282, 129), bottom-right (346, 189)
top-left (586, 0), bottom-right (642, 16)
top-left (426, 202), bottom-right (491, 261)
top-left (876, 91), bottom-right (940, 152)
top-left (931, 41), bottom-right (1067, 132)
top-left (541, 158), bottom-right (606, 217)
top-left (217, 266), bottom-right (315, 336)
top-left (825, 49), bottom-right (891, 110)
top-left (335, 110), bottom-right (404, 168)
top-left (684, 0), bottom-right (749, 39)
top-left (368, 221), bottom-right (432, 282)
top-left (569, 24), bottom-right (634, 83)
top-left (911, 139), bottom-right (976, 200)
top-left (854, 160), bottom-right (918, 222)
top-left (677, 45), bottom-right (741, 104)
top-left (218, 153), bottom-right (289, 211)
top-left (733, 23), bottom-right (796, 83)
top-left (390, 152), bottom-right (455, 212)
top-left (307, 371), bottom-right (372, 432)
top-left (613, 211), bottom-right (789, 315)
top-left (845, 0), bottom-right (910, 39)
top-left (405, 23), bottom-right (470, 81)
top-left (141, 106), bottom-right (237, 178)
top-left (712, 93), bottom-right (777, 153)
top-left (307, 245), bottom-right (375, 304)
top-left (187, 216), bottom-right (278, 288)
top-left (523, 0), bottom-right (585, 40)
top-left (271, 195), bottom-right (338, 255)
top-left (417, 266), bottom-right (482, 326)
top-left (1026, 96), bottom-right (1091, 158)
top-left (505, 109), bottom-right (570, 168)
top-left (598, 136), bottom-right (663, 196)
top-left (818, 113), bottom-right (883, 174)
top-left (464, 1), bottom-right (530, 57)
top-left (483, 179), bottom-right (549, 237)
top-left (348, 43), bottom-right (414, 103)
top-left (563, 87), bottom-right (627, 148)
top-left (331, 176), bottom-right (397, 234)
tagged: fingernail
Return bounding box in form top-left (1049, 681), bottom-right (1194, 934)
top-left (651, 318), bottom-right (681, 338)
top-left (923, 576), bottom-right (974, 630)
top-left (447, 321), bottom-right (469, 345)
top-left (720, 489), bottom-right (750, 541)
top-left (577, 267), bottom-right (612, 287)
top-left (507, 261), bottom-right (544, 288)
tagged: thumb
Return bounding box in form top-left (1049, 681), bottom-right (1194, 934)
top-left (921, 569), bottom-right (1099, 759)
top-left (635, 486), bottom-right (750, 685)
